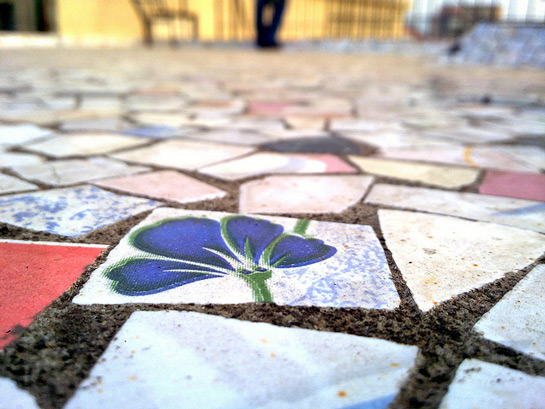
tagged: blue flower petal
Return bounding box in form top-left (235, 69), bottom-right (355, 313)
top-left (131, 218), bottom-right (237, 271)
top-left (268, 235), bottom-right (337, 268)
top-left (223, 216), bottom-right (284, 265)
top-left (107, 258), bottom-right (222, 296)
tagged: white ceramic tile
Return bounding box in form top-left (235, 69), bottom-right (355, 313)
top-left (12, 158), bottom-right (150, 186)
top-left (59, 117), bottom-right (131, 132)
top-left (330, 119), bottom-right (405, 133)
top-left (75, 208), bottom-right (400, 309)
top-left (349, 157), bottom-right (479, 188)
top-left (93, 171), bottom-right (227, 204)
top-left (240, 175), bottom-right (374, 214)
top-left (200, 152), bottom-right (356, 181)
top-left (378, 210), bottom-right (545, 312)
top-left (439, 359), bottom-right (545, 409)
top-left (129, 112), bottom-right (194, 127)
top-left (0, 124), bottom-right (51, 146)
top-left (340, 131), bottom-right (459, 150)
top-left (424, 126), bottom-right (514, 143)
top-left (376, 145), bottom-right (543, 173)
top-left (0, 151), bottom-right (45, 169)
top-left (474, 264), bottom-right (545, 360)
top-left (366, 184), bottom-right (545, 233)
top-left (111, 140), bottom-right (254, 171)
top-left (0, 378), bottom-right (40, 409)
top-left (187, 130), bottom-right (277, 146)
top-left (0, 173), bottom-right (37, 194)
top-left (22, 132), bottom-right (151, 157)
top-left (65, 311), bottom-right (418, 409)
top-left (0, 185), bottom-right (160, 237)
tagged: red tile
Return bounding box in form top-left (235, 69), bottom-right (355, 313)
top-left (0, 241), bottom-right (106, 349)
top-left (479, 170), bottom-right (545, 202)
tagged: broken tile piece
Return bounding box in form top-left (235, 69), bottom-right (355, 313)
top-left (200, 152), bottom-right (356, 181)
top-left (350, 157), bottom-right (479, 188)
top-left (263, 136), bottom-right (366, 155)
top-left (439, 359), bottom-right (545, 409)
top-left (0, 173), bottom-right (37, 195)
top-left (188, 129), bottom-right (277, 146)
top-left (479, 169), bottom-right (545, 202)
top-left (0, 151), bottom-right (45, 169)
top-left (22, 132), bottom-right (151, 158)
top-left (377, 145), bottom-right (544, 173)
top-left (0, 378), bottom-right (40, 409)
top-left (124, 125), bottom-right (188, 139)
top-left (378, 210), bottom-right (545, 312)
top-left (240, 175), bottom-right (373, 214)
top-left (330, 119), bottom-right (405, 133)
top-left (473, 265), bottom-right (545, 361)
top-left (12, 158), bottom-right (150, 186)
top-left (111, 140), bottom-right (254, 171)
top-left (366, 184), bottom-right (545, 233)
top-left (65, 311), bottom-right (417, 409)
top-left (59, 117), bottom-right (131, 132)
top-left (0, 124), bottom-right (51, 146)
top-left (75, 208), bottom-right (400, 309)
top-left (93, 171), bottom-right (226, 204)
top-left (0, 185), bottom-right (160, 237)
top-left (0, 240), bottom-right (106, 349)
top-left (340, 131), bottom-right (458, 150)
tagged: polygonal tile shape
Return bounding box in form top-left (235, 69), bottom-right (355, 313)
top-left (378, 210), bottom-right (545, 312)
top-left (129, 112), bottom-right (193, 127)
top-left (93, 171), bottom-right (226, 204)
top-left (340, 131), bottom-right (457, 150)
top-left (350, 157), bottom-right (479, 188)
top-left (22, 132), bottom-right (151, 158)
top-left (200, 152), bottom-right (357, 181)
top-left (285, 116), bottom-right (326, 130)
top-left (438, 359), bottom-right (545, 409)
top-left (240, 175), bottom-right (373, 214)
top-left (0, 173), bottom-right (38, 195)
top-left (60, 117), bottom-right (131, 132)
top-left (330, 119), bottom-right (404, 133)
top-left (188, 129), bottom-right (278, 146)
top-left (479, 169), bottom-right (545, 202)
top-left (75, 208), bottom-right (400, 309)
top-left (0, 151), bottom-right (45, 169)
top-left (12, 158), bottom-right (150, 186)
top-left (64, 311), bottom-right (418, 409)
top-left (262, 136), bottom-right (366, 155)
top-left (424, 126), bottom-right (513, 143)
top-left (0, 240), bottom-right (106, 349)
top-left (367, 184), bottom-right (545, 233)
top-left (124, 125), bottom-right (188, 139)
top-left (0, 378), bottom-right (40, 409)
top-left (473, 264), bottom-right (545, 361)
top-left (377, 145), bottom-right (544, 173)
top-left (0, 185), bottom-right (160, 237)
top-left (0, 124), bottom-right (51, 146)
top-left (111, 140), bottom-right (254, 171)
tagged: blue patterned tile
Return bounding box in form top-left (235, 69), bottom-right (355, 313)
top-left (0, 185), bottom-right (160, 237)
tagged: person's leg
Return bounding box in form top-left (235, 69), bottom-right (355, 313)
top-left (256, 0), bottom-right (268, 47)
top-left (267, 0), bottom-right (286, 45)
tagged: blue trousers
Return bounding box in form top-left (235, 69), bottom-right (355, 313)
top-left (256, 0), bottom-right (286, 47)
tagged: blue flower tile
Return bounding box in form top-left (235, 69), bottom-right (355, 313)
top-left (0, 185), bottom-right (161, 237)
top-left (75, 208), bottom-right (400, 308)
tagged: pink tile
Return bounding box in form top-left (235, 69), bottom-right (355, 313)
top-left (297, 154), bottom-right (357, 173)
top-left (479, 170), bottom-right (545, 202)
top-left (93, 171), bottom-right (226, 204)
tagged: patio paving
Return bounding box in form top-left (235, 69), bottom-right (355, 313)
top-left (0, 46), bottom-right (544, 409)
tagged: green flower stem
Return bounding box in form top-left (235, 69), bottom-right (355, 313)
top-left (293, 219), bottom-right (310, 235)
top-left (238, 270), bottom-right (273, 302)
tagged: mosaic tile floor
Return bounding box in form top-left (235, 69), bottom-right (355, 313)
top-left (0, 47), bottom-right (544, 409)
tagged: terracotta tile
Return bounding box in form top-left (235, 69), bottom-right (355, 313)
top-left (111, 140), bottom-right (254, 171)
top-left (479, 169), bottom-right (545, 201)
top-left (93, 171), bottom-right (226, 204)
top-left (378, 209), bottom-right (545, 311)
top-left (366, 184), bottom-right (545, 233)
top-left (439, 359), bottom-right (545, 409)
top-left (0, 185), bottom-right (160, 237)
top-left (200, 152), bottom-right (356, 181)
top-left (75, 208), bottom-right (400, 309)
top-left (240, 175), bottom-right (373, 214)
top-left (0, 240), bottom-right (106, 349)
top-left (65, 311), bottom-right (417, 409)
top-left (474, 264), bottom-right (545, 360)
